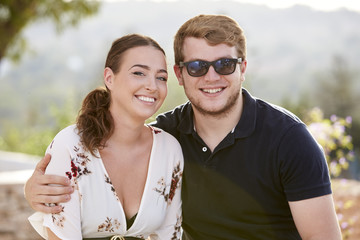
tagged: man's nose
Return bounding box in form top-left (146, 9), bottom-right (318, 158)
top-left (204, 65), bottom-right (220, 81)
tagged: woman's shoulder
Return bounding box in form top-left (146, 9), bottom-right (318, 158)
top-left (150, 126), bottom-right (180, 145)
top-left (54, 124), bottom-right (79, 137)
top-left (50, 124), bottom-right (81, 148)
top-left (150, 125), bottom-right (183, 162)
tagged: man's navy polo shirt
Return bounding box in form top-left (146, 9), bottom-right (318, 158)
top-left (154, 88), bottom-right (331, 240)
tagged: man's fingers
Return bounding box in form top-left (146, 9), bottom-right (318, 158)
top-left (29, 183), bottom-right (73, 201)
top-left (35, 174), bottom-right (71, 187)
top-left (35, 154), bottom-right (52, 174)
top-left (41, 184), bottom-right (74, 196)
top-left (32, 203), bottom-right (64, 214)
top-left (32, 191), bottom-right (72, 204)
top-left (32, 154), bottom-right (70, 186)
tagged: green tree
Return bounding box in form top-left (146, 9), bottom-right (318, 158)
top-left (314, 55), bottom-right (359, 119)
top-left (0, 95), bottom-right (78, 156)
top-left (0, 0), bottom-right (99, 62)
top-left (313, 55), bottom-right (360, 165)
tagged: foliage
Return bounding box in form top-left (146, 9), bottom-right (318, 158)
top-left (312, 55), bottom-right (360, 161)
top-left (0, 0), bottom-right (100, 62)
top-left (0, 97), bottom-right (77, 156)
top-left (314, 56), bottom-right (359, 119)
top-left (305, 107), bottom-right (354, 177)
top-left (335, 197), bottom-right (358, 240)
top-left (305, 107), bottom-right (356, 237)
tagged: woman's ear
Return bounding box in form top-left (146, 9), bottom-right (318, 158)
top-left (104, 67), bottom-right (114, 90)
top-left (173, 65), bottom-right (184, 86)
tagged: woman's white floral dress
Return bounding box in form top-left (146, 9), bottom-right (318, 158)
top-left (29, 125), bottom-right (184, 240)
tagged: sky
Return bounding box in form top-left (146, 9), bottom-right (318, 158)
top-left (112, 0), bottom-right (360, 12)
top-left (233, 0), bottom-right (360, 12)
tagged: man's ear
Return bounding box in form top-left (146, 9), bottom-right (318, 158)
top-left (104, 67), bottom-right (114, 90)
top-left (173, 65), bottom-right (184, 86)
top-left (240, 60), bottom-right (247, 82)
top-left (240, 60), bottom-right (247, 74)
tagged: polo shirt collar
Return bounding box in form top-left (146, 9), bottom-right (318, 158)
top-left (234, 88), bottom-right (257, 138)
top-left (177, 88), bottom-right (257, 138)
top-left (177, 101), bottom-right (195, 135)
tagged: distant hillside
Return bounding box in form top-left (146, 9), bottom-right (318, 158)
top-left (1, 0), bottom-right (360, 131)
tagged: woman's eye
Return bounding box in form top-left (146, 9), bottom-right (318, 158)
top-left (133, 71), bottom-right (144, 76)
top-left (157, 77), bottom-right (168, 82)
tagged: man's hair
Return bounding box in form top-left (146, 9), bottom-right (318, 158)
top-left (173, 14), bottom-right (246, 65)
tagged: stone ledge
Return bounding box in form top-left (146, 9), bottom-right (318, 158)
top-left (0, 170), bottom-right (34, 185)
top-left (0, 183), bottom-right (41, 240)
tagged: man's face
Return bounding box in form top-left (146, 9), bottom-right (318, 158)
top-left (174, 37), bottom-right (246, 117)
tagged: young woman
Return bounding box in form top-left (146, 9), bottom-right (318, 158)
top-left (29, 34), bottom-right (184, 240)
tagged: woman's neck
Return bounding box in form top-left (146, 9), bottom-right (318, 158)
top-left (106, 106), bottom-right (149, 147)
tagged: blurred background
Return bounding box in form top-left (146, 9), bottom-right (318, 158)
top-left (0, 0), bottom-right (359, 239)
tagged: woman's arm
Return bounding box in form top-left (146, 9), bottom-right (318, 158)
top-left (28, 126), bottom-right (82, 239)
top-left (47, 227), bottom-right (62, 240)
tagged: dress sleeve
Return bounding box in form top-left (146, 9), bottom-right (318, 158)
top-left (151, 172), bottom-right (182, 239)
top-left (28, 128), bottom-right (82, 240)
top-left (150, 139), bottom-right (184, 240)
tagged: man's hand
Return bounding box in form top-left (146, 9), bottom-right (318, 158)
top-left (24, 154), bottom-right (74, 213)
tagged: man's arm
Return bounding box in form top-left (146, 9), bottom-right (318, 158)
top-left (24, 154), bottom-right (74, 213)
top-left (289, 194), bottom-right (342, 240)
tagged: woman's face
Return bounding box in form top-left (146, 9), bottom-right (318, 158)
top-left (104, 45), bottom-right (168, 123)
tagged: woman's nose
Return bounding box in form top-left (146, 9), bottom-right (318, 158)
top-left (145, 77), bottom-right (157, 91)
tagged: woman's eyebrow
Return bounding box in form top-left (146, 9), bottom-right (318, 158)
top-left (130, 64), bottom-right (167, 74)
top-left (129, 64), bottom-right (150, 70)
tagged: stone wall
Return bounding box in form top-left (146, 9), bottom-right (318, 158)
top-left (0, 183), bottom-right (41, 240)
top-left (0, 151), bottom-right (41, 240)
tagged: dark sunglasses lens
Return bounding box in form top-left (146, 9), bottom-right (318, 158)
top-left (187, 61), bottom-right (208, 77)
top-left (215, 59), bottom-right (236, 75)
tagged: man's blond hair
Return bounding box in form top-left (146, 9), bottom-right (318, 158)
top-left (173, 14), bottom-right (246, 64)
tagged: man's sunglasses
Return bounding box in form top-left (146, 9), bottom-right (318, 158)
top-left (179, 58), bottom-right (242, 77)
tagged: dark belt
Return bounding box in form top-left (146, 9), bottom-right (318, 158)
top-left (83, 236), bottom-right (143, 240)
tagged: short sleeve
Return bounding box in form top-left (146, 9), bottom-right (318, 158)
top-left (28, 126), bottom-right (82, 240)
top-left (279, 124), bottom-right (332, 201)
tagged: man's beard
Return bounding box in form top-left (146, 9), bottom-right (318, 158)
top-left (184, 85), bottom-right (241, 119)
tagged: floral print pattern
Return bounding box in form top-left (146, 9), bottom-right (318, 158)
top-left (65, 145), bottom-right (92, 182)
top-left (171, 214), bottom-right (182, 240)
top-left (153, 161), bottom-right (183, 204)
top-left (97, 217), bottom-right (121, 233)
top-left (105, 174), bottom-right (120, 201)
top-left (153, 128), bottom-right (162, 134)
top-left (50, 141), bottom-right (93, 228)
top-left (51, 205), bottom-right (65, 227)
top-left (30, 125), bottom-right (183, 239)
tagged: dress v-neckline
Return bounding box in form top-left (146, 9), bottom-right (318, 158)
top-left (97, 126), bottom-right (156, 231)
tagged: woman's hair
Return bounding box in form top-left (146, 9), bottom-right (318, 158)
top-left (173, 14), bottom-right (246, 65)
top-left (76, 34), bottom-right (165, 156)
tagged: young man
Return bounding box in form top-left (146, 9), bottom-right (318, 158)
top-left (25, 15), bottom-right (341, 239)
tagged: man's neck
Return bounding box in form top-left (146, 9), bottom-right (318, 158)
top-left (193, 95), bottom-right (244, 152)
